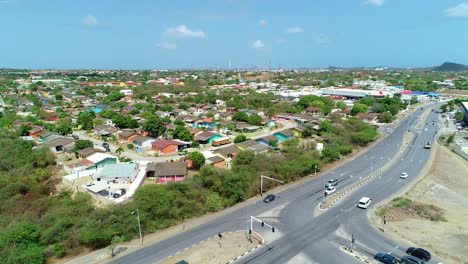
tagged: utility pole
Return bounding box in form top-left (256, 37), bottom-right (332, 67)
top-left (132, 209), bottom-right (143, 245)
top-left (260, 175), bottom-right (284, 196)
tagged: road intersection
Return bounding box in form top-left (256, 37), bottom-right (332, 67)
top-left (106, 104), bottom-right (442, 264)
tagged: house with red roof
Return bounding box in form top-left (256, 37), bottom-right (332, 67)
top-left (151, 140), bottom-right (182, 155)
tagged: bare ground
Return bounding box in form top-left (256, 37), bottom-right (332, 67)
top-left (372, 141), bottom-right (468, 264)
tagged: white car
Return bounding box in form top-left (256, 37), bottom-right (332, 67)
top-left (325, 186), bottom-right (336, 195)
top-left (400, 172), bottom-right (408, 179)
top-left (423, 128), bottom-right (428, 132)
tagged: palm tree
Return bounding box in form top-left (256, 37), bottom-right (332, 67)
top-left (115, 147), bottom-right (124, 158)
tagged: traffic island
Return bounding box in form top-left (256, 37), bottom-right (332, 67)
top-left (160, 231), bottom-right (264, 264)
top-left (319, 132), bottom-right (414, 210)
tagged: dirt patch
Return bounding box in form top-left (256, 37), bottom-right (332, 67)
top-left (372, 142), bottom-right (468, 264)
top-left (160, 231), bottom-right (262, 264)
top-left (376, 197), bottom-right (446, 222)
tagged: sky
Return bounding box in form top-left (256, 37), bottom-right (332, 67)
top-left (1, 0), bottom-right (468, 69)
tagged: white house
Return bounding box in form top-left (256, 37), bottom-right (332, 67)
top-left (119, 89), bottom-right (133, 96)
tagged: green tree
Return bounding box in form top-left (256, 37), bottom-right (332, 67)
top-left (233, 111), bottom-right (249, 122)
top-left (351, 103), bottom-right (368, 116)
top-left (247, 114), bottom-right (263, 126)
top-left (173, 125), bottom-right (193, 141)
top-left (103, 92), bottom-right (124, 105)
top-left (56, 118), bottom-right (73, 135)
top-left (72, 140), bottom-right (93, 153)
top-left (108, 236), bottom-right (123, 257)
top-left (18, 124), bottom-right (31, 136)
top-left (205, 192), bottom-right (224, 212)
top-left (372, 103), bottom-right (385, 113)
top-left (350, 127), bottom-right (378, 146)
top-left (319, 120), bottom-right (335, 133)
top-left (455, 111), bottom-right (464, 121)
top-left (115, 147), bottom-right (124, 157)
top-left (77, 111), bottom-right (95, 130)
top-left (336, 101), bottom-right (347, 110)
top-left (142, 117), bottom-right (166, 137)
top-left (387, 104), bottom-right (400, 116)
top-left (322, 147), bottom-right (340, 162)
top-left (378, 111), bottom-right (394, 123)
top-left (187, 151), bottom-right (205, 169)
top-left (234, 134), bottom-right (247, 143)
top-left (174, 119), bottom-right (185, 126)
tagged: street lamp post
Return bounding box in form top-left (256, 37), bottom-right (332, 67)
top-left (260, 175), bottom-right (284, 196)
top-left (341, 205), bottom-right (355, 249)
top-left (132, 209), bottom-right (143, 245)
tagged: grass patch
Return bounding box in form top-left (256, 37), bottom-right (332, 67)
top-left (392, 197), bottom-right (411, 208)
top-left (376, 196), bottom-right (446, 222)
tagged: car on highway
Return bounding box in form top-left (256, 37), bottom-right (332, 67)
top-left (325, 179), bottom-right (338, 188)
top-left (401, 255), bottom-right (425, 264)
top-left (374, 252), bottom-right (397, 264)
top-left (325, 186), bottom-right (336, 195)
top-left (357, 197), bottom-right (372, 209)
top-left (406, 247), bottom-right (431, 261)
top-left (263, 194), bottom-right (276, 203)
top-left (400, 172), bottom-right (408, 179)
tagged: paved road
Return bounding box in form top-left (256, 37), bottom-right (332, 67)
top-left (108, 104), bottom-right (442, 264)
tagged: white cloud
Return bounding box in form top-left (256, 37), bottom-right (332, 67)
top-left (286, 26), bottom-right (303, 34)
top-left (444, 2), bottom-right (468, 17)
top-left (82, 14), bottom-right (98, 27)
top-left (165, 25), bottom-right (206, 38)
top-left (364, 0), bottom-right (384, 6)
top-left (252, 40), bottom-right (265, 49)
top-left (156, 42), bottom-right (177, 50)
top-left (259, 19), bottom-right (268, 26)
top-left (313, 34), bottom-right (330, 45)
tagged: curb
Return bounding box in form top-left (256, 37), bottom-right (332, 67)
top-left (226, 231), bottom-right (265, 264)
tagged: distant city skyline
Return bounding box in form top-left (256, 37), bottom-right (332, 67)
top-left (1, 0), bottom-right (468, 69)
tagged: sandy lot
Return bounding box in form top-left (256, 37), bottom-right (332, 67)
top-left (160, 231), bottom-right (262, 264)
top-left (373, 142), bottom-right (468, 264)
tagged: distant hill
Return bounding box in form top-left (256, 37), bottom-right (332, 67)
top-left (433, 62), bottom-right (468, 72)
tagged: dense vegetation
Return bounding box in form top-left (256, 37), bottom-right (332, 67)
top-left (0, 115), bottom-right (377, 263)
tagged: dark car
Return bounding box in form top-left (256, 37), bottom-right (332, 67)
top-left (406, 247), bottom-right (431, 261)
top-left (325, 179), bottom-right (338, 188)
top-left (374, 253), bottom-right (397, 264)
top-left (72, 134), bottom-right (79, 140)
top-left (102, 142), bottom-right (110, 148)
top-left (263, 194), bottom-right (276, 203)
top-left (401, 255), bottom-right (425, 264)
top-left (112, 189), bottom-right (126, 198)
